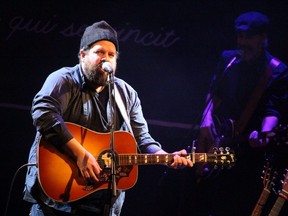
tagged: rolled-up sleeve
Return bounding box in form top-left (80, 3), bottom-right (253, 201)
top-left (31, 71), bottom-right (74, 147)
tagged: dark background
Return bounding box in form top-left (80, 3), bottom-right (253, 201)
top-left (1, 0), bottom-right (288, 215)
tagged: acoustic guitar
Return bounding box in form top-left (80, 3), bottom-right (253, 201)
top-left (38, 122), bottom-right (235, 202)
top-left (268, 169), bottom-right (288, 216)
top-left (251, 161), bottom-right (277, 216)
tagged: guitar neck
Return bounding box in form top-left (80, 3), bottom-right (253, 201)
top-left (38, 122), bottom-right (236, 203)
top-left (268, 196), bottom-right (286, 216)
top-left (268, 169), bottom-right (288, 216)
top-left (117, 153), bottom-right (228, 166)
top-left (251, 188), bottom-right (271, 216)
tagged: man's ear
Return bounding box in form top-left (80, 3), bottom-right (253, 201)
top-left (79, 49), bottom-right (85, 58)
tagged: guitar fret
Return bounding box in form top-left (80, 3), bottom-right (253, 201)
top-left (165, 155), bottom-right (169, 163)
top-left (195, 153), bottom-right (207, 162)
top-left (119, 154), bottom-right (176, 165)
top-left (156, 155), bottom-right (159, 163)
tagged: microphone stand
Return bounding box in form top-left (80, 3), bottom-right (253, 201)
top-left (198, 52), bottom-right (241, 154)
top-left (200, 53), bottom-right (241, 128)
top-left (103, 72), bottom-right (118, 216)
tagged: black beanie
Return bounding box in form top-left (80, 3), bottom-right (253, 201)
top-left (80, 21), bottom-right (119, 51)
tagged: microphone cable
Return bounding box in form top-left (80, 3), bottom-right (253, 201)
top-left (4, 163), bottom-right (37, 216)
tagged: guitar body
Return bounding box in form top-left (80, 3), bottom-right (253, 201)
top-left (38, 122), bottom-right (235, 203)
top-left (214, 117), bottom-right (245, 150)
top-left (37, 122), bottom-right (138, 202)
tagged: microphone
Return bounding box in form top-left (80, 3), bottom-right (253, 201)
top-left (224, 51), bottom-right (242, 72)
top-left (101, 61), bottom-right (113, 74)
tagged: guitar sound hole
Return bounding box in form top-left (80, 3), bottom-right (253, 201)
top-left (98, 150), bottom-right (118, 169)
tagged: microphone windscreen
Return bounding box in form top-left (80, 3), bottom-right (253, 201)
top-left (102, 62), bottom-right (113, 74)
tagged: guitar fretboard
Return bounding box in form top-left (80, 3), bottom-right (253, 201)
top-left (116, 153), bottom-right (233, 166)
top-left (251, 188), bottom-right (270, 216)
top-left (268, 196), bottom-right (286, 216)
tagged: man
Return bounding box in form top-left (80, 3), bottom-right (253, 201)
top-left (196, 11), bottom-right (288, 215)
top-left (23, 20), bottom-right (193, 216)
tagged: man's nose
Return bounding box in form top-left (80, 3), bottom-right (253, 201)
top-left (103, 52), bottom-right (110, 60)
top-left (101, 58), bottom-right (107, 63)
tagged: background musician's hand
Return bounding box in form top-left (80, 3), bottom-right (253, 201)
top-left (249, 130), bottom-right (269, 148)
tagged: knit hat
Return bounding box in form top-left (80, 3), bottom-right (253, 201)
top-left (80, 21), bottom-right (119, 50)
top-left (234, 11), bottom-right (270, 35)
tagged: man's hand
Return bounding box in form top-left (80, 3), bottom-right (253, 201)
top-left (64, 138), bottom-right (102, 182)
top-left (170, 149), bottom-right (193, 169)
top-left (76, 149), bottom-right (102, 182)
top-left (250, 116), bottom-right (278, 148)
top-left (249, 130), bottom-right (269, 148)
top-left (155, 149), bottom-right (193, 169)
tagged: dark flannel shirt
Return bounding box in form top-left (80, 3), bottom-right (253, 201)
top-left (23, 64), bottom-right (162, 212)
top-left (210, 50), bottom-right (288, 134)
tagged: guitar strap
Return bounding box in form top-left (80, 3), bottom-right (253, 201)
top-left (114, 85), bottom-right (143, 153)
top-left (114, 84), bottom-right (134, 136)
top-left (235, 57), bottom-right (281, 136)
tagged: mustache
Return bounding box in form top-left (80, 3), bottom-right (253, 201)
top-left (96, 61), bottom-right (104, 71)
top-left (96, 59), bottom-right (108, 69)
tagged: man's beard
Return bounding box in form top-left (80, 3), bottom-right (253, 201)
top-left (238, 45), bottom-right (264, 62)
top-left (83, 63), bottom-right (108, 88)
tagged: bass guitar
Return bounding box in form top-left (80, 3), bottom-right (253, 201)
top-left (38, 122), bottom-right (235, 202)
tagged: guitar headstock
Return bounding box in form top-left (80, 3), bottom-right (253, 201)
top-left (261, 161), bottom-right (277, 190)
top-left (281, 169), bottom-right (288, 193)
top-left (206, 147), bottom-right (236, 169)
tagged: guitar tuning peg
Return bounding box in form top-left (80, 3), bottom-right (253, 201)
top-left (271, 188), bottom-right (278, 195)
top-left (219, 147), bottom-right (224, 153)
top-left (225, 147), bottom-right (230, 152)
top-left (212, 147), bottom-right (218, 154)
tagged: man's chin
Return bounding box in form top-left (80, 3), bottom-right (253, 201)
top-left (95, 79), bottom-right (109, 87)
top-left (240, 51), bottom-right (254, 62)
